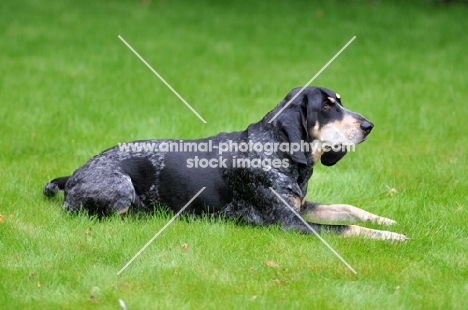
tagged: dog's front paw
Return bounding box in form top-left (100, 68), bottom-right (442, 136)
top-left (376, 216), bottom-right (397, 226)
top-left (344, 225), bottom-right (409, 241)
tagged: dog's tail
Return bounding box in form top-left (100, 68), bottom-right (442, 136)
top-left (43, 176), bottom-right (70, 197)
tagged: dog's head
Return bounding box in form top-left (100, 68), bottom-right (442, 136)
top-left (273, 86), bottom-right (373, 166)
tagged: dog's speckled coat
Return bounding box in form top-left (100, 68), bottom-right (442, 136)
top-left (44, 87), bottom-right (407, 240)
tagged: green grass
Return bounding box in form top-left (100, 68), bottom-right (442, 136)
top-left (1, 0), bottom-right (468, 308)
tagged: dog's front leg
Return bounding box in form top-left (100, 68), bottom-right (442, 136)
top-left (300, 201), bottom-right (397, 226)
top-left (266, 189), bottom-right (352, 235)
top-left (279, 198), bottom-right (408, 241)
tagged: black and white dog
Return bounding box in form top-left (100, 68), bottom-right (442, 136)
top-left (44, 87), bottom-right (407, 240)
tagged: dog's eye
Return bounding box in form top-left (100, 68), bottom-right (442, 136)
top-left (324, 96), bottom-right (336, 110)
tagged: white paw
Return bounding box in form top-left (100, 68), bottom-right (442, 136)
top-left (344, 225), bottom-right (409, 241)
top-left (379, 230), bottom-right (409, 241)
top-left (376, 216), bottom-right (397, 226)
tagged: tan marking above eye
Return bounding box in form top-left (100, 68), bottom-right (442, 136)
top-left (327, 96), bottom-right (335, 103)
top-left (336, 93), bottom-right (341, 99)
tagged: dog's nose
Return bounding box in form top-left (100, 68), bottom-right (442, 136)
top-left (360, 120), bottom-right (374, 134)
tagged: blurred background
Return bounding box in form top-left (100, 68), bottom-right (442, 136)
top-left (1, 0), bottom-right (467, 308)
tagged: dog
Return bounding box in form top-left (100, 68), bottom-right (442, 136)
top-left (44, 86), bottom-right (407, 241)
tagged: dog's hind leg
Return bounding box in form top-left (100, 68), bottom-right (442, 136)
top-left (300, 202), bottom-right (397, 226)
top-left (63, 170), bottom-right (138, 216)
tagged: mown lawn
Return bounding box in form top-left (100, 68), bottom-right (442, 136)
top-left (1, 0), bottom-right (467, 309)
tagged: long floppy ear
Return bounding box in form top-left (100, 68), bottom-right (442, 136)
top-left (274, 94), bottom-right (308, 165)
top-left (320, 149), bottom-right (347, 166)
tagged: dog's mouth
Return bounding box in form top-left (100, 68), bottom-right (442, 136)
top-left (359, 132), bottom-right (371, 143)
